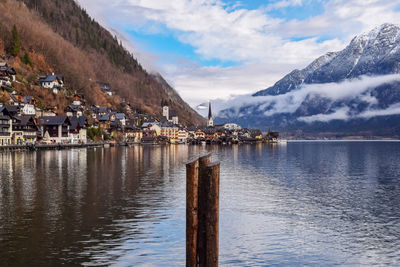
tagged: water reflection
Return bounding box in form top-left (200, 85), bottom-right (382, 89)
top-left (1, 143), bottom-right (400, 266)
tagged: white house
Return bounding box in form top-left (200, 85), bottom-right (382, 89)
top-left (38, 73), bottom-right (64, 90)
top-left (21, 104), bottom-right (35, 115)
top-left (178, 129), bottom-right (188, 142)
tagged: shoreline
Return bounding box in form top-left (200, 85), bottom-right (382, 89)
top-left (2, 139), bottom-right (400, 152)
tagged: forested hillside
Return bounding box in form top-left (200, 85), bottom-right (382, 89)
top-left (0, 0), bottom-right (204, 125)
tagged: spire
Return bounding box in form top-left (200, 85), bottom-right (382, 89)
top-left (208, 101), bottom-right (212, 119)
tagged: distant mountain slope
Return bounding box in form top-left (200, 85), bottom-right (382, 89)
top-left (6, 0), bottom-right (203, 125)
top-left (218, 24), bottom-right (400, 138)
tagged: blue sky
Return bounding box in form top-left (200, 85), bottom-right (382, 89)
top-left (78, 0), bottom-right (400, 108)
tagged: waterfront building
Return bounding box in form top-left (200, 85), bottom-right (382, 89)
top-left (178, 129), bottom-right (189, 142)
top-left (12, 115), bottom-right (38, 145)
top-left (161, 123), bottom-right (179, 141)
top-left (69, 116), bottom-right (87, 144)
top-left (0, 107), bottom-right (12, 146)
top-left (38, 116), bottom-right (71, 144)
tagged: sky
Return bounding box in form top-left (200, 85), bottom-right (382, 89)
top-left (76, 0), bottom-right (400, 109)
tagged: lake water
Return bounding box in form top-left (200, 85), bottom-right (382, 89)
top-left (1, 142), bottom-right (400, 266)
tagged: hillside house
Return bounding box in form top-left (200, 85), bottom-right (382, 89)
top-left (12, 116), bottom-right (38, 145)
top-left (65, 105), bottom-right (83, 117)
top-left (38, 73), bottom-right (64, 93)
top-left (0, 62), bottom-right (16, 86)
top-left (98, 82), bottom-right (112, 96)
top-left (38, 116), bottom-right (71, 144)
top-left (96, 114), bottom-right (111, 130)
top-left (72, 94), bottom-right (85, 106)
top-left (169, 110), bottom-right (179, 125)
top-left (0, 107), bottom-right (12, 146)
top-left (114, 113), bottom-right (125, 126)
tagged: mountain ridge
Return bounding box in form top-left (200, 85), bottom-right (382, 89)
top-left (218, 23), bottom-right (400, 138)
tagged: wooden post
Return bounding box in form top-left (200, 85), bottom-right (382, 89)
top-left (205, 162), bottom-right (220, 267)
top-left (197, 154), bottom-right (211, 266)
top-left (186, 159), bottom-right (199, 267)
top-left (186, 153), bottom-right (219, 267)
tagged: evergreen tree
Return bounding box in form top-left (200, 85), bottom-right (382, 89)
top-left (11, 25), bottom-right (20, 56)
top-left (21, 52), bottom-right (33, 67)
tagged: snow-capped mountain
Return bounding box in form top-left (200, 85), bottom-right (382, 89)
top-left (217, 23), bottom-right (400, 138)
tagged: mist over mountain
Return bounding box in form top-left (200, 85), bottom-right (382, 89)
top-left (217, 23), bottom-right (400, 138)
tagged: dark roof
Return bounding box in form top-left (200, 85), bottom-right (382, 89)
top-left (96, 106), bottom-right (110, 113)
top-left (38, 116), bottom-right (69, 126)
top-left (38, 74), bottom-right (63, 83)
top-left (0, 107), bottom-right (11, 117)
top-left (13, 116), bottom-right (38, 128)
top-left (3, 105), bottom-right (19, 115)
top-left (97, 114), bottom-right (110, 121)
top-left (69, 116), bottom-right (86, 130)
top-left (65, 105), bottom-right (82, 112)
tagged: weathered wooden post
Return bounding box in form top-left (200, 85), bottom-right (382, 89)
top-left (204, 162), bottom-right (220, 267)
top-left (186, 153), bottom-right (220, 267)
top-left (186, 159), bottom-right (199, 267)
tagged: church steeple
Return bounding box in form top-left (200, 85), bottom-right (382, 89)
top-left (207, 101), bottom-right (214, 127)
top-left (208, 101), bottom-right (212, 119)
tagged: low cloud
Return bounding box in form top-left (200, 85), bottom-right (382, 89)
top-left (216, 74), bottom-right (400, 122)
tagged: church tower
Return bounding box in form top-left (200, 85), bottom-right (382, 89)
top-left (207, 101), bottom-right (214, 127)
top-left (162, 100), bottom-right (169, 119)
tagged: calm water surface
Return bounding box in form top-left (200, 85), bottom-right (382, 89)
top-left (1, 142), bottom-right (400, 266)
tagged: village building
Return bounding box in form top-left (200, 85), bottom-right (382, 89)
top-left (0, 107), bottom-right (12, 146)
top-left (69, 116), bottom-right (87, 144)
top-left (12, 116), bottom-right (38, 145)
top-left (36, 106), bottom-right (57, 117)
top-left (250, 129), bottom-right (263, 139)
top-left (97, 82), bottom-right (112, 96)
top-left (115, 113), bottom-right (126, 126)
top-left (38, 116), bottom-right (71, 144)
top-left (0, 62), bottom-right (16, 86)
top-left (161, 123), bottom-right (179, 142)
top-left (65, 105), bottom-right (83, 117)
top-left (142, 122), bottom-right (161, 136)
top-left (72, 94), bottom-right (85, 106)
top-left (161, 100), bottom-right (179, 125)
top-left (38, 73), bottom-right (64, 93)
top-left (124, 123), bottom-right (142, 143)
top-left (178, 129), bottom-right (189, 142)
top-left (96, 114), bottom-right (112, 131)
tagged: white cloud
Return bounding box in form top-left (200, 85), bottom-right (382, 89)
top-left (216, 74), bottom-right (400, 121)
top-left (298, 107), bottom-right (351, 122)
top-left (76, 0), bottom-right (400, 108)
